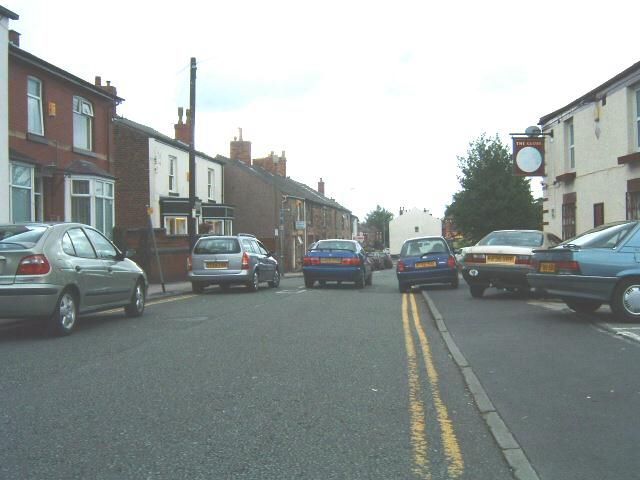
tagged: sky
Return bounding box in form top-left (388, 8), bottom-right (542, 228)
top-left (5, 0), bottom-right (640, 220)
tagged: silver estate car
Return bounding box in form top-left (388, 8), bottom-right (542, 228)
top-left (0, 223), bottom-right (147, 336)
top-left (187, 233), bottom-right (280, 293)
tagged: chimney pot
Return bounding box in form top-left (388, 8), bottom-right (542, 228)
top-left (95, 76), bottom-right (102, 86)
top-left (8, 30), bottom-right (20, 47)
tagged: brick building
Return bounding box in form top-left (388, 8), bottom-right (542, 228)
top-left (7, 31), bottom-right (121, 237)
top-left (223, 132), bottom-right (353, 272)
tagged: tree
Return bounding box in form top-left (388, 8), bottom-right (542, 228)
top-left (364, 205), bottom-right (394, 249)
top-left (445, 134), bottom-right (542, 244)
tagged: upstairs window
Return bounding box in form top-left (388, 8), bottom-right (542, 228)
top-left (636, 89), bottom-right (640, 150)
top-left (73, 96), bottom-right (93, 151)
top-left (207, 168), bottom-right (214, 200)
top-left (566, 119), bottom-right (575, 169)
top-left (27, 77), bottom-right (44, 135)
top-left (169, 156), bottom-right (177, 192)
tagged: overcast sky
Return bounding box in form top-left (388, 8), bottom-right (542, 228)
top-left (6, 0), bottom-right (640, 220)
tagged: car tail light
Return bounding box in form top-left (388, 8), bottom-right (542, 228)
top-left (241, 252), bottom-right (250, 270)
top-left (515, 255), bottom-right (531, 265)
top-left (555, 260), bottom-right (580, 275)
top-left (342, 256), bottom-right (361, 266)
top-left (397, 260), bottom-right (405, 272)
top-left (447, 255), bottom-right (456, 268)
top-left (464, 253), bottom-right (486, 263)
top-left (187, 256), bottom-right (192, 271)
top-left (303, 256), bottom-right (320, 265)
top-left (16, 254), bottom-right (51, 275)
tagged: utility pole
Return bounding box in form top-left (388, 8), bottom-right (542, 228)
top-left (188, 57), bottom-right (197, 250)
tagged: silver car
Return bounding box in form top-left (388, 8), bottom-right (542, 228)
top-left (187, 233), bottom-right (280, 293)
top-left (0, 223), bottom-right (147, 336)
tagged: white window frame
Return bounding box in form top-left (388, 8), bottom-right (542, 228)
top-left (10, 162), bottom-right (39, 222)
top-left (73, 96), bottom-right (94, 151)
top-left (207, 168), bottom-right (214, 200)
top-left (566, 119), bottom-right (575, 169)
top-left (164, 216), bottom-right (188, 235)
top-left (635, 88), bottom-right (640, 150)
top-left (65, 176), bottom-right (115, 238)
top-left (168, 155), bottom-right (177, 192)
top-left (27, 76), bottom-right (44, 136)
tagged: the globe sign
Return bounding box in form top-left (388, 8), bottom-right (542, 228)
top-left (512, 137), bottom-right (545, 176)
top-left (516, 146), bottom-right (543, 173)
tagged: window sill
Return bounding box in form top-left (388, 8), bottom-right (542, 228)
top-left (27, 132), bottom-right (48, 145)
top-left (168, 191), bottom-right (180, 197)
top-left (73, 147), bottom-right (97, 158)
top-left (618, 152), bottom-right (640, 165)
top-left (555, 172), bottom-right (576, 183)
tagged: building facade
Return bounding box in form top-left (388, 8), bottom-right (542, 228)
top-left (539, 60), bottom-right (640, 239)
top-left (389, 207), bottom-right (442, 255)
top-left (8, 32), bottom-right (121, 237)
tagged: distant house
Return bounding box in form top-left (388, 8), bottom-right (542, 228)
top-left (539, 59), bottom-right (640, 238)
top-left (0, 6), bottom-right (18, 223)
top-left (7, 31), bottom-right (122, 237)
top-left (223, 132), bottom-right (353, 272)
top-left (389, 207), bottom-right (442, 255)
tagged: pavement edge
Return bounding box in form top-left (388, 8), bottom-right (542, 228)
top-left (421, 290), bottom-right (541, 480)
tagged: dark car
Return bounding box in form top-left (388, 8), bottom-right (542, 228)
top-left (528, 221), bottom-right (640, 322)
top-left (187, 233), bottom-right (280, 292)
top-left (396, 236), bottom-right (458, 292)
top-left (302, 239), bottom-right (373, 288)
top-left (0, 222), bottom-right (147, 336)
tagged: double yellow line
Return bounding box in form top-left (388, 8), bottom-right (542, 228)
top-left (402, 293), bottom-right (464, 479)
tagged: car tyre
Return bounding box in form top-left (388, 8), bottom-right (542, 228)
top-left (470, 285), bottom-right (485, 298)
top-left (304, 276), bottom-right (314, 288)
top-left (355, 269), bottom-right (365, 289)
top-left (398, 282), bottom-right (410, 293)
top-left (611, 278), bottom-right (640, 323)
top-left (47, 289), bottom-right (77, 336)
top-left (564, 298), bottom-right (602, 314)
top-left (268, 270), bottom-right (280, 288)
top-left (451, 274), bottom-right (459, 289)
top-left (125, 280), bottom-right (146, 317)
top-left (365, 272), bottom-right (373, 286)
top-left (247, 270), bottom-right (260, 292)
top-left (192, 281), bottom-right (204, 294)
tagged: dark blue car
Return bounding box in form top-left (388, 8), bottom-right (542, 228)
top-left (528, 221), bottom-right (640, 322)
top-left (396, 236), bottom-right (459, 292)
top-left (302, 239), bottom-right (373, 288)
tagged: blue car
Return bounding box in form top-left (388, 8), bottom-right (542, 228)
top-left (527, 221), bottom-right (640, 322)
top-left (302, 239), bottom-right (373, 288)
top-left (396, 236), bottom-right (459, 292)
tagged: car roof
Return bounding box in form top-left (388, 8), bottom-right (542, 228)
top-left (403, 236), bottom-right (446, 242)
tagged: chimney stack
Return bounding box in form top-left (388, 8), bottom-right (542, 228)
top-left (253, 150), bottom-right (287, 176)
top-left (8, 30), bottom-right (20, 47)
top-left (230, 127), bottom-right (252, 165)
top-left (318, 178), bottom-right (325, 195)
top-left (174, 107), bottom-right (192, 145)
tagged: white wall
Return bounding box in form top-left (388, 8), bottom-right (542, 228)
top-left (0, 17), bottom-right (10, 223)
top-left (542, 81), bottom-right (640, 237)
top-left (389, 208), bottom-right (442, 255)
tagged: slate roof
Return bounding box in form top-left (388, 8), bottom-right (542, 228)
top-left (218, 155), bottom-right (351, 213)
top-left (65, 159), bottom-right (114, 179)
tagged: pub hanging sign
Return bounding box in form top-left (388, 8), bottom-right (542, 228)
top-left (512, 136), bottom-right (545, 176)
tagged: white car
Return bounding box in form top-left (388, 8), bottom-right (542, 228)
top-left (460, 230), bottom-right (562, 298)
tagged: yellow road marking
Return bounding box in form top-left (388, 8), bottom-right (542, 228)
top-left (409, 293), bottom-right (464, 478)
top-left (402, 293), bottom-right (431, 479)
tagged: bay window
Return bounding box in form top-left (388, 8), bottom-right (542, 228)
top-left (68, 177), bottom-right (115, 238)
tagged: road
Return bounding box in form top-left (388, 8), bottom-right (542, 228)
top-left (1, 270), bottom-right (513, 480)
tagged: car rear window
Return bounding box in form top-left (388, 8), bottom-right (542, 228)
top-left (0, 225), bottom-right (48, 249)
top-left (312, 240), bottom-right (357, 252)
top-left (400, 238), bottom-right (449, 256)
top-left (477, 231), bottom-right (543, 247)
top-left (194, 238), bottom-right (240, 254)
top-left (561, 221), bottom-right (636, 248)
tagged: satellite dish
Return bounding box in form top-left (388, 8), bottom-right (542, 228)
top-left (525, 125), bottom-right (542, 137)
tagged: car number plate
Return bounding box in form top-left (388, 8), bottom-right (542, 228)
top-left (320, 257), bottom-right (342, 264)
top-left (205, 261), bottom-right (228, 269)
top-left (486, 255), bottom-right (516, 264)
top-left (539, 262), bottom-right (556, 273)
top-left (415, 261), bottom-right (436, 268)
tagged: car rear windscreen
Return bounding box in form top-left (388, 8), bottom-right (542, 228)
top-left (401, 239), bottom-right (448, 256)
top-left (0, 225), bottom-right (48, 248)
top-left (194, 238), bottom-right (241, 254)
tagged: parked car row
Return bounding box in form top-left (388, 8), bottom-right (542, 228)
top-left (368, 251), bottom-right (393, 270)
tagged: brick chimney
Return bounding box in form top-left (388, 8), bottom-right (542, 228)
top-left (254, 150), bottom-right (287, 177)
top-left (230, 128), bottom-right (252, 165)
top-left (9, 30), bottom-right (20, 47)
top-left (318, 178), bottom-right (325, 195)
top-left (94, 76), bottom-right (117, 96)
top-left (174, 107), bottom-right (192, 145)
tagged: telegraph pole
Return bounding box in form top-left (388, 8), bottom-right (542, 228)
top-left (188, 57), bottom-right (197, 249)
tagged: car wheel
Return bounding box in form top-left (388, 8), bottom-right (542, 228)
top-left (470, 285), bottom-right (485, 298)
top-left (365, 272), bottom-right (373, 286)
top-left (304, 276), bottom-right (314, 288)
top-left (564, 298), bottom-right (602, 314)
top-left (246, 270), bottom-right (260, 292)
top-left (192, 281), bottom-right (204, 294)
top-left (398, 282), bottom-right (410, 293)
top-left (220, 283), bottom-right (230, 291)
top-left (268, 270), bottom-right (280, 288)
top-left (451, 274), bottom-right (459, 289)
top-left (611, 278), bottom-right (640, 322)
top-left (47, 289), bottom-right (77, 336)
top-left (125, 280), bottom-right (146, 317)
top-left (355, 269), bottom-right (365, 288)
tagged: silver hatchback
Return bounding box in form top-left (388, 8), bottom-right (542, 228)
top-left (0, 223), bottom-right (147, 336)
top-left (187, 234), bottom-right (280, 293)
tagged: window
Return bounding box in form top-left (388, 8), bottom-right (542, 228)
top-left (627, 191), bottom-right (640, 220)
top-left (10, 163), bottom-right (41, 222)
top-left (207, 169), bottom-right (214, 199)
top-left (636, 89), bottom-right (640, 150)
top-left (84, 228), bottom-right (117, 259)
top-left (27, 77), bottom-right (44, 135)
top-left (68, 177), bottom-right (115, 238)
top-left (566, 119), bottom-right (575, 169)
top-left (164, 216), bottom-right (187, 235)
top-left (169, 156), bottom-right (177, 192)
top-left (73, 96), bottom-right (93, 151)
top-left (594, 203), bottom-right (604, 227)
top-left (66, 227), bottom-right (96, 259)
top-left (562, 201), bottom-right (576, 240)
top-left (414, 226), bottom-right (419, 233)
